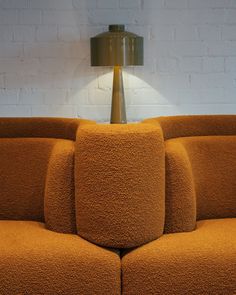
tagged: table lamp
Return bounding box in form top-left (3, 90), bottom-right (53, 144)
top-left (90, 25), bottom-right (143, 124)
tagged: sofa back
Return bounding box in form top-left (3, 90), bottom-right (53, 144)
top-left (75, 124), bottom-right (165, 248)
top-left (144, 115), bottom-right (236, 233)
top-left (0, 118), bottom-right (93, 234)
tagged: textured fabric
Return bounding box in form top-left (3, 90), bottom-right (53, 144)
top-left (0, 138), bottom-right (76, 223)
top-left (0, 221), bottom-right (120, 295)
top-left (44, 140), bottom-right (76, 234)
top-left (165, 139), bottom-right (196, 233)
top-left (143, 115), bottom-right (236, 140)
top-left (166, 136), bottom-right (236, 222)
top-left (0, 117), bottom-right (95, 140)
top-left (122, 218), bottom-right (236, 295)
top-left (75, 124), bottom-right (165, 248)
top-left (0, 138), bottom-right (57, 221)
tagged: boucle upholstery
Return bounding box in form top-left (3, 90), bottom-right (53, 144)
top-left (0, 137), bottom-right (78, 231)
top-left (143, 115), bottom-right (236, 140)
top-left (122, 218), bottom-right (236, 295)
top-left (0, 117), bottom-right (95, 140)
top-left (143, 115), bottom-right (236, 232)
top-left (44, 140), bottom-right (76, 233)
top-left (170, 136), bottom-right (236, 221)
top-left (0, 138), bottom-right (56, 221)
top-left (75, 124), bottom-right (165, 248)
top-left (0, 117), bottom-right (122, 295)
top-left (0, 221), bottom-right (120, 295)
top-left (0, 117), bottom-right (94, 231)
top-left (165, 139), bottom-right (196, 233)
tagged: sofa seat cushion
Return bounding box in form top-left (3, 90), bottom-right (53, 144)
top-left (122, 218), bottom-right (236, 295)
top-left (0, 221), bottom-right (120, 295)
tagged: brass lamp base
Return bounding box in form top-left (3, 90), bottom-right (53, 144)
top-left (110, 66), bottom-right (127, 124)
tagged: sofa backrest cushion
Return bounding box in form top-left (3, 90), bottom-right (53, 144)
top-left (0, 117), bottom-right (94, 140)
top-left (143, 115), bottom-right (236, 140)
top-left (0, 138), bottom-right (56, 221)
top-left (0, 117), bottom-right (95, 232)
top-left (165, 136), bottom-right (236, 232)
top-left (143, 115), bottom-right (236, 233)
top-left (0, 137), bottom-right (76, 233)
top-left (75, 124), bottom-right (165, 248)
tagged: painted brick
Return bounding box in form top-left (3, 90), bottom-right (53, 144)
top-left (222, 25), bottom-right (236, 40)
top-left (142, 0), bottom-right (164, 9)
top-left (31, 105), bottom-right (77, 117)
top-left (0, 105), bottom-right (31, 116)
top-left (0, 0), bottom-right (28, 9)
top-left (0, 43), bottom-right (23, 58)
top-left (225, 57), bottom-right (236, 72)
top-left (165, 0), bottom-right (188, 9)
top-left (119, 0), bottom-right (141, 9)
top-left (58, 26), bottom-right (80, 42)
top-left (0, 10), bottom-right (18, 24)
top-left (97, 0), bottom-right (119, 9)
top-left (180, 57), bottom-right (202, 72)
top-left (13, 25), bottom-right (35, 42)
top-left (0, 25), bottom-right (13, 41)
top-left (29, 0), bottom-right (73, 9)
top-left (198, 25), bottom-right (221, 41)
top-left (72, 0), bottom-right (97, 9)
top-left (203, 57), bottom-right (224, 73)
top-left (0, 89), bottom-right (19, 104)
top-left (19, 10), bottom-right (41, 25)
top-left (175, 25), bottom-right (198, 41)
top-left (42, 10), bottom-right (88, 26)
top-left (0, 1), bottom-right (235, 120)
top-left (36, 25), bottom-right (58, 42)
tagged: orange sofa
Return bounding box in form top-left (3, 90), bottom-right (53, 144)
top-left (122, 115), bottom-right (236, 295)
top-left (0, 118), bottom-right (121, 295)
top-left (0, 116), bottom-right (235, 295)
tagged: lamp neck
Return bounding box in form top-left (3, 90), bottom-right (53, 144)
top-left (110, 66), bottom-right (127, 124)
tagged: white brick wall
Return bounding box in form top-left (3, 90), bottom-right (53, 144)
top-left (0, 0), bottom-right (235, 121)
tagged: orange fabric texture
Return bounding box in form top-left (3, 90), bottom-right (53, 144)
top-left (0, 138), bottom-right (56, 221)
top-left (143, 115), bottom-right (236, 140)
top-left (75, 124), bottom-right (165, 248)
top-left (0, 118), bottom-right (123, 295)
top-left (0, 221), bottom-right (120, 295)
top-left (143, 115), bottom-right (236, 232)
top-left (173, 136), bottom-right (236, 220)
top-left (122, 218), bottom-right (236, 295)
top-left (0, 117), bottom-right (95, 140)
top-left (44, 140), bottom-right (76, 234)
top-left (165, 139), bottom-right (196, 233)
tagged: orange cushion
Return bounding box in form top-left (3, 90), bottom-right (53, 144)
top-left (0, 117), bottom-right (95, 140)
top-left (75, 124), bottom-right (165, 248)
top-left (165, 136), bottom-right (236, 225)
top-left (122, 218), bottom-right (236, 295)
top-left (0, 221), bottom-right (120, 295)
top-left (0, 138), bottom-right (57, 221)
top-left (143, 115), bottom-right (236, 140)
top-left (0, 138), bottom-right (77, 230)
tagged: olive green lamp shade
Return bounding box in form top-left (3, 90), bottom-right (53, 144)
top-left (90, 25), bottom-right (144, 124)
top-left (91, 25), bottom-right (143, 67)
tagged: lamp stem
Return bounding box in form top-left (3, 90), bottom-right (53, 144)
top-left (110, 66), bottom-right (127, 124)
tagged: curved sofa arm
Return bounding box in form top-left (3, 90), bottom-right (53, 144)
top-left (75, 124), bottom-right (165, 248)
